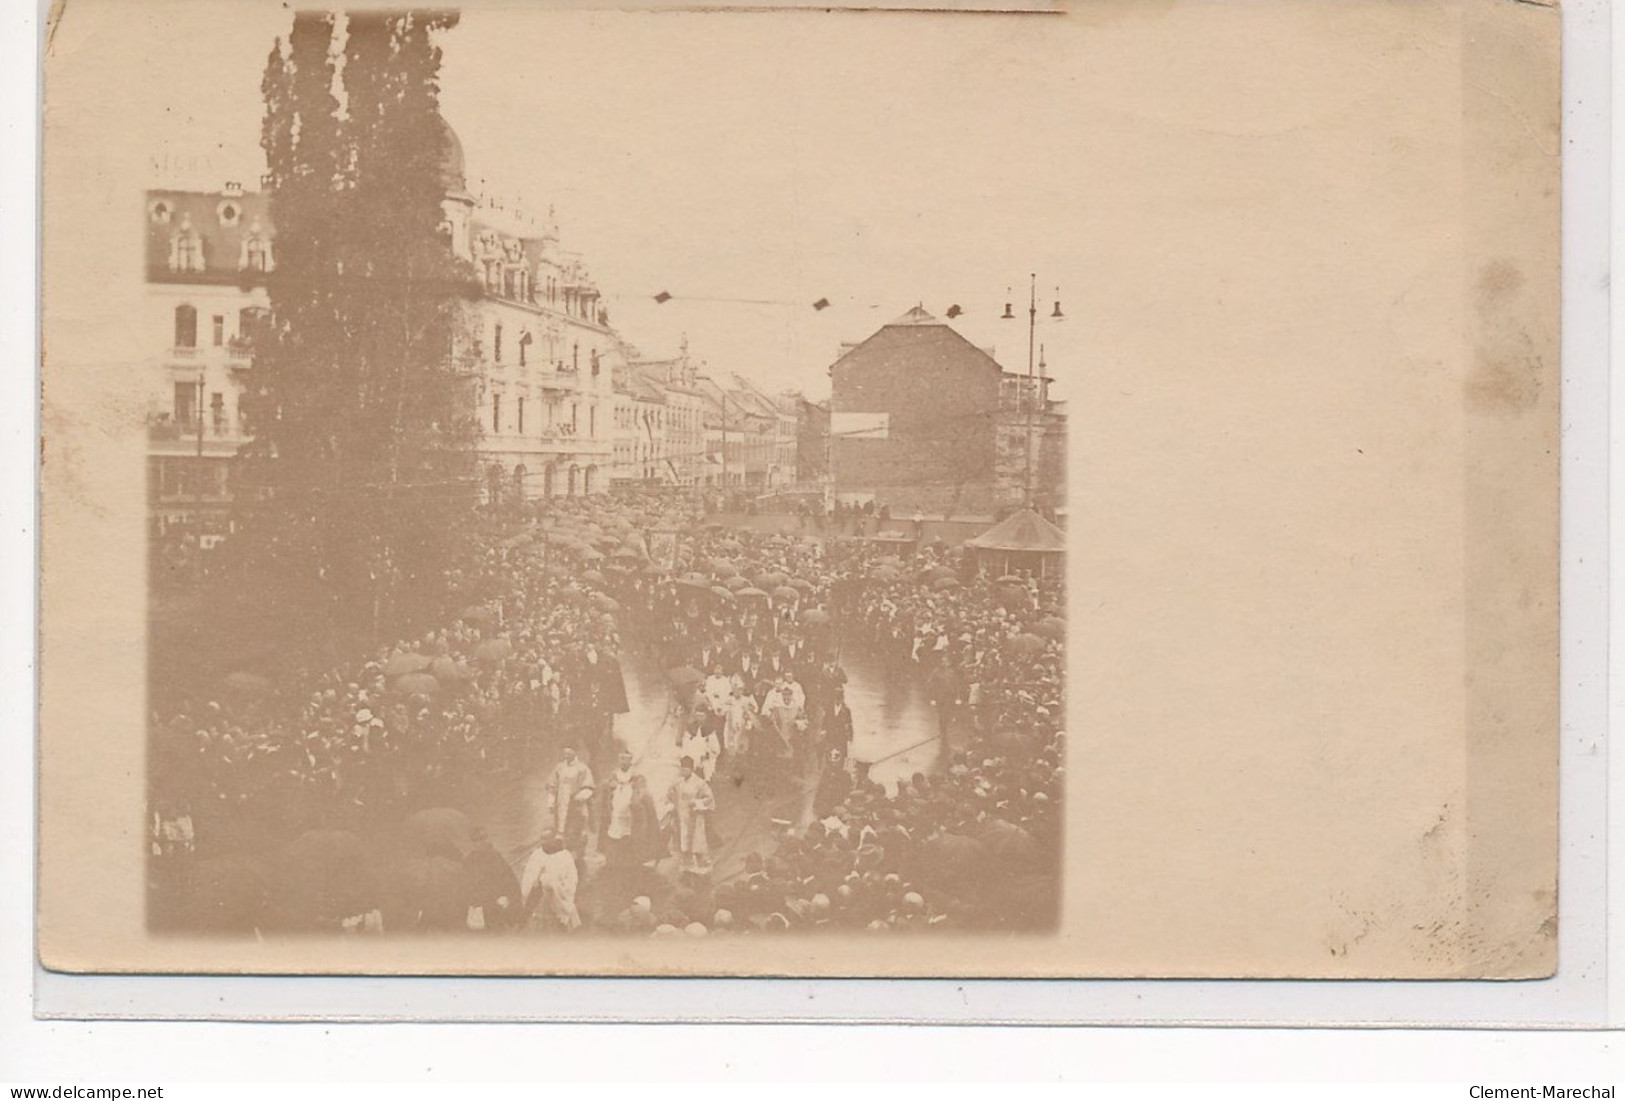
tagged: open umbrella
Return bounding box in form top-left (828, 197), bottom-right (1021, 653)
top-left (868, 565), bottom-right (901, 583)
top-left (874, 555), bottom-right (902, 568)
top-left (771, 586), bottom-right (799, 603)
top-left (582, 569), bottom-right (607, 585)
top-left (221, 671), bottom-right (272, 698)
top-left (995, 575), bottom-right (1026, 585)
top-left (612, 546), bottom-right (642, 561)
top-left (401, 807), bottom-right (475, 859)
top-left (681, 572), bottom-right (711, 585)
top-left (710, 585), bottom-right (737, 602)
top-left (459, 604), bottom-right (496, 625)
top-left (1009, 633), bottom-right (1046, 655)
top-left (386, 855), bottom-right (472, 932)
top-left (595, 534), bottom-right (621, 549)
top-left (932, 576), bottom-right (961, 591)
top-left (393, 671), bottom-right (440, 697)
top-left (716, 539), bottom-right (743, 554)
top-left (382, 651), bottom-right (432, 678)
top-left (790, 577), bottom-right (816, 593)
top-left (272, 829), bottom-right (378, 930)
top-left (578, 546), bottom-right (605, 562)
top-left (1032, 616), bottom-right (1065, 641)
top-left (186, 854), bottom-right (271, 933)
top-left (736, 587), bottom-right (770, 601)
top-left (430, 655), bottom-right (472, 682)
top-left (722, 575), bottom-right (749, 591)
top-left (708, 557), bottom-right (736, 576)
top-left (923, 564), bottom-right (957, 583)
top-left (472, 637), bottom-right (514, 664)
top-left (590, 592), bottom-right (621, 613)
top-left (977, 819), bottom-right (1037, 865)
top-left (802, 608), bottom-right (831, 626)
top-left (668, 666), bottom-right (704, 688)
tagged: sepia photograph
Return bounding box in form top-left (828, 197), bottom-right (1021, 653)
top-left (39, 0), bottom-right (1564, 981)
top-left (138, 3), bottom-right (1068, 945)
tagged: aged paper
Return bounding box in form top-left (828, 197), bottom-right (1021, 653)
top-left (38, 0), bottom-right (1559, 979)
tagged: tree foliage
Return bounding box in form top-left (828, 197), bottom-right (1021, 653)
top-left (239, 10), bottom-right (479, 636)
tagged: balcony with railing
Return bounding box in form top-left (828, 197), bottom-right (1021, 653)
top-left (146, 412), bottom-right (250, 455)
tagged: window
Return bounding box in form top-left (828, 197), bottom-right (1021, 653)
top-left (572, 342), bottom-right (579, 372)
top-left (212, 315), bottom-right (225, 347)
top-left (571, 403), bottom-right (578, 430)
top-left (243, 234), bottom-right (271, 272)
top-left (517, 397), bottom-right (525, 435)
top-left (590, 406), bottom-right (596, 437)
top-left (173, 382), bottom-right (198, 427)
top-left (169, 223), bottom-right (204, 272)
top-left (210, 392), bottom-right (225, 431)
top-left (494, 323), bottom-right (503, 364)
top-left (591, 348), bottom-right (600, 377)
top-left (492, 394), bottom-right (502, 433)
top-left (174, 305), bottom-right (197, 348)
top-left (518, 332), bottom-right (528, 367)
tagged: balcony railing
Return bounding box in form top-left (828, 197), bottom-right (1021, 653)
top-left (147, 415), bottom-right (249, 444)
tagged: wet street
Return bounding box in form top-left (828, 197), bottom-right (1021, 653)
top-left (453, 618), bottom-right (950, 899)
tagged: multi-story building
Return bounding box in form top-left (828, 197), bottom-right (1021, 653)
top-left (791, 393), bottom-right (830, 488)
top-left (828, 305), bottom-right (1065, 517)
top-left (143, 184), bottom-right (271, 544)
top-left (144, 115), bottom-right (623, 533)
top-left (624, 341), bottom-right (704, 487)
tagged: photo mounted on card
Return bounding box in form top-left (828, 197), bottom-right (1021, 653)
top-left (38, 0), bottom-right (1559, 979)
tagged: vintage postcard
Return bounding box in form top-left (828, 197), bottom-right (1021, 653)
top-left (38, 0), bottom-right (1559, 978)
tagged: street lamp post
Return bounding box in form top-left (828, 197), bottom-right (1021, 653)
top-left (1005, 275), bottom-right (1063, 512)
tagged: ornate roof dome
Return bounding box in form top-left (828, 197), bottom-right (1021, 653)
top-left (435, 111), bottom-right (470, 200)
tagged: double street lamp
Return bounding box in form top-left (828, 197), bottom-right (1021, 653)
top-left (1003, 274), bottom-right (1063, 510)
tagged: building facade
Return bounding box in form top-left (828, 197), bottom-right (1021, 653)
top-left (145, 117), bottom-right (626, 534)
top-left (828, 306), bottom-right (1065, 517)
top-left (143, 185), bottom-right (271, 543)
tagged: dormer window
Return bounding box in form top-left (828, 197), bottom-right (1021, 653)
top-left (148, 199), bottom-right (172, 225)
top-left (241, 222), bottom-right (273, 272)
top-left (169, 216), bottom-right (205, 273)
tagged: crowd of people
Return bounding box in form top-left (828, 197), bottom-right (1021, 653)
top-left (150, 489), bottom-right (1065, 937)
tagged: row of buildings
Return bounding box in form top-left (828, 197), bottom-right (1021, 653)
top-left (144, 115), bottom-right (1064, 543)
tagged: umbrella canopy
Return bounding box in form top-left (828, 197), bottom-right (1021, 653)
top-left (721, 575), bottom-right (749, 591)
top-left (384, 855), bottom-right (472, 932)
top-left (1009, 633), bottom-right (1046, 655)
top-left (789, 577), bottom-right (816, 593)
top-left (1032, 616), bottom-right (1065, 641)
top-left (736, 587), bottom-right (770, 601)
top-left (771, 586), bottom-right (800, 602)
top-left (757, 570), bottom-right (790, 588)
top-left (612, 546), bottom-right (642, 561)
top-left (186, 854), bottom-right (271, 933)
top-left (459, 604), bottom-right (496, 625)
top-left (977, 819), bottom-right (1036, 864)
top-left (382, 651), bottom-right (432, 678)
top-left (715, 539), bottom-right (743, 553)
top-left (221, 671), bottom-right (272, 697)
top-left (802, 608), bottom-right (831, 626)
top-left (681, 572), bottom-right (711, 585)
top-left (401, 807), bottom-right (475, 859)
top-left (430, 655), bottom-right (473, 682)
top-left (708, 557), bottom-right (736, 576)
top-left (996, 575), bottom-right (1026, 585)
top-left (874, 555), bottom-right (902, 568)
top-left (590, 592), bottom-right (621, 613)
top-left (577, 546), bottom-right (605, 562)
top-left (709, 585), bottom-right (737, 602)
top-left (594, 534), bottom-right (621, 549)
top-left (472, 637), bottom-right (514, 664)
top-left (581, 569), bottom-right (607, 586)
top-left (923, 564), bottom-right (957, 583)
top-left (393, 671), bottom-right (440, 697)
top-left (868, 565), bottom-right (901, 583)
top-left (668, 666), bottom-right (704, 687)
top-left (272, 829), bottom-right (378, 930)
top-left (932, 576), bottom-right (961, 591)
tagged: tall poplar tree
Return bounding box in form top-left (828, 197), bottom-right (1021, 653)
top-left (240, 10), bottom-right (478, 640)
